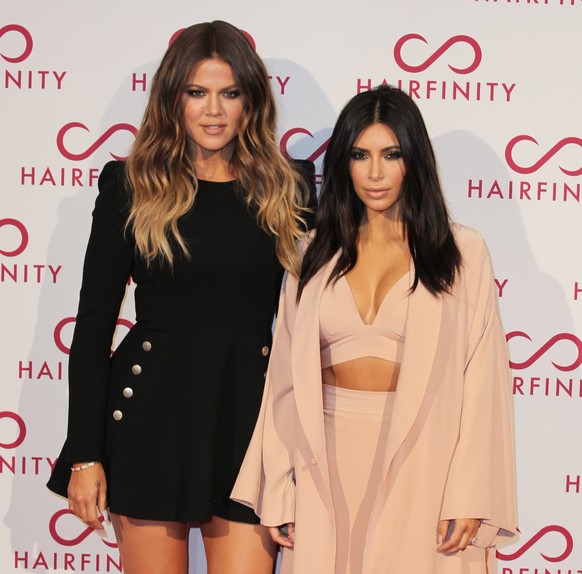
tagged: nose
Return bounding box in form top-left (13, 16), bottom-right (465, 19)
top-left (368, 156), bottom-right (384, 181)
top-left (205, 94), bottom-right (224, 116)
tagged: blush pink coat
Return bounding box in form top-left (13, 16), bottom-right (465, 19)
top-left (232, 225), bottom-right (518, 573)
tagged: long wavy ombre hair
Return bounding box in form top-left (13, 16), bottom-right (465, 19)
top-left (126, 21), bottom-right (305, 274)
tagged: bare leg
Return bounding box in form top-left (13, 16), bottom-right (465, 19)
top-left (111, 513), bottom-right (189, 574)
top-left (201, 515), bottom-right (278, 574)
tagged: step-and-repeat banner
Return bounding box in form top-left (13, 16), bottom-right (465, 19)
top-left (1, 1), bottom-right (581, 572)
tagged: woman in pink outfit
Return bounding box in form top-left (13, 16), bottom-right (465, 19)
top-left (233, 85), bottom-right (518, 573)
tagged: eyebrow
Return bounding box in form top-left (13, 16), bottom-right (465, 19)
top-left (351, 145), bottom-right (401, 153)
top-left (184, 83), bottom-right (239, 91)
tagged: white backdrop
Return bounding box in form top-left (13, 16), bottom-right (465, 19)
top-left (1, 1), bottom-right (581, 572)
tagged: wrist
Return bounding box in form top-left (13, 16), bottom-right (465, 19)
top-left (70, 461), bottom-right (100, 472)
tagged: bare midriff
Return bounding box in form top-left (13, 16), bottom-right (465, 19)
top-left (322, 357), bottom-right (400, 392)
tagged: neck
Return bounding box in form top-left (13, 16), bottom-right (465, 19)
top-left (190, 144), bottom-right (236, 182)
top-left (194, 161), bottom-right (234, 182)
top-left (359, 208), bottom-right (405, 245)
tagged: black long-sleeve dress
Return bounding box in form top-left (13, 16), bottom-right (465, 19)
top-left (47, 159), bottom-right (315, 523)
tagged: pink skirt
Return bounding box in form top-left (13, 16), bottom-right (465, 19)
top-left (323, 384), bottom-right (395, 574)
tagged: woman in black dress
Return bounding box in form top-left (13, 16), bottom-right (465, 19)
top-left (47, 20), bottom-right (314, 573)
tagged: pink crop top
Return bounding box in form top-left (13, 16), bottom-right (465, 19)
top-left (319, 272), bottom-right (410, 368)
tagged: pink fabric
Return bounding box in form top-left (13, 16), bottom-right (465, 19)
top-left (323, 384), bottom-right (395, 574)
top-left (232, 225), bottom-right (518, 574)
top-left (319, 273), bottom-right (409, 368)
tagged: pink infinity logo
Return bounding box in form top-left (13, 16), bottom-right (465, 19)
top-left (0, 218), bottom-right (29, 256)
top-left (505, 135), bottom-right (582, 176)
top-left (280, 128), bottom-right (330, 162)
top-left (0, 24), bottom-right (33, 63)
top-left (0, 411), bottom-right (27, 449)
top-left (49, 509), bottom-right (118, 548)
top-left (394, 33), bottom-right (482, 74)
top-left (56, 122), bottom-right (138, 161)
top-left (497, 525), bottom-right (573, 562)
top-left (506, 331), bottom-right (582, 371)
top-left (169, 27), bottom-right (256, 50)
top-left (54, 317), bottom-right (134, 355)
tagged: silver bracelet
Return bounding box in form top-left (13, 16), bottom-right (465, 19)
top-left (70, 461), bottom-right (99, 472)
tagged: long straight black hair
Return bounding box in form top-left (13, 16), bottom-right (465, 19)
top-left (297, 84), bottom-right (462, 300)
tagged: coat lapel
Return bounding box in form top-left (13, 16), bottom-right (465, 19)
top-left (382, 279), bottom-right (443, 477)
top-left (290, 255), bottom-right (339, 492)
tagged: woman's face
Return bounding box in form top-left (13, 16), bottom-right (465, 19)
top-left (349, 122), bottom-right (406, 218)
top-left (182, 58), bottom-right (245, 163)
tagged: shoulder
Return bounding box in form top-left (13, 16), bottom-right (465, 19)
top-left (297, 229), bottom-right (317, 256)
top-left (97, 161), bottom-right (130, 200)
top-left (451, 222), bottom-right (488, 260)
top-left (289, 158), bottom-right (315, 181)
top-left (99, 160), bottom-right (126, 185)
top-left (94, 161), bottom-right (131, 219)
top-left (289, 158), bottom-right (317, 226)
top-left (451, 223), bottom-right (495, 289)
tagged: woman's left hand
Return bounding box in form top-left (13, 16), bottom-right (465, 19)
top-left (436, 518), bottom-right (480, 555)
top-left (268, 523), bottom-right (295, 549)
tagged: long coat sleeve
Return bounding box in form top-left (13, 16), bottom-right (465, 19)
top-left (233, 224), bottom-right (518, 574)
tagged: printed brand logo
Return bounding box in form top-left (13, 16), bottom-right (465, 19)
top-left (49, 509), bottom-right (117, 548)
top-left (506, 332), bottom-right (582, 371)
top-left (361, 33), bottom-right (514, 103)
top-left (54, 317), bottom-right (134, 355)
top-left (0, 411), bottom-right (26, 449)
top-left (169, 27), bottom-right (256, 50)
top-left (393, 34), bottom-right (482, 74)
top-left (0, 218), bottom-right (29, 257)
top-left (0, 24), bottom-right (33, 63)
top-left (505, 135), bottom-right (582, 176)
top-left (497, 525), bottom-right (573, 562)
top-left (280, 128), bottom-right (330, 162)
top-left (56, 122), bottom-right (138, 161)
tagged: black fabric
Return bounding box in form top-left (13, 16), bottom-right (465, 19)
top-left (47, 159), bottom-right (315, 522)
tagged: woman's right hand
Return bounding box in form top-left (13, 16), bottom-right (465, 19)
top-left (268, 523), bottom-right (295, 548)
top-left (67, 462), bottom-right (107, 531)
